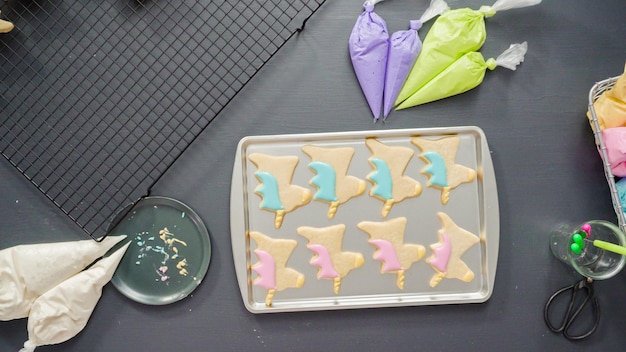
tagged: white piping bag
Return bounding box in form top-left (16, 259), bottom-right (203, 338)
top-left (0, 235), bottom-right (126, 321)
top-left (20, 242), bottom-right (131, 352)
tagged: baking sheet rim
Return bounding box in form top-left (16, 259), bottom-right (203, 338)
top-left (230, 126), bottom-right (499, 313)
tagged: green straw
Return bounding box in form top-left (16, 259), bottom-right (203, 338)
top-left (593, 239), bottom-right (626, 256)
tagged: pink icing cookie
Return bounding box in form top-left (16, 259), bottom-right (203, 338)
top-left (426, 212), bottom-right (480, 288)
top-left (249, 231), bottom-right (305, 307)
top-left (601, 127), bottom-right (626, 177)
top-left (357, 217), bottom-right (425, 289)
top-left (297, 224), bottom-right (364, 294)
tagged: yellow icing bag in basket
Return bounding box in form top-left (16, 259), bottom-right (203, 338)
top-left (588, 63), bottom-right (626, 130)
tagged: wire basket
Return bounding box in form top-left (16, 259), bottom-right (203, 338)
top-left (587, 75), bottom-right (626, 232)
top-left (0, 0), bottom-right (326, 240)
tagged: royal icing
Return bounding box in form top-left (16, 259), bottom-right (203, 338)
top-left (254, 172), bottom-right (284, 211)
top-left (422, 151), bottom-right (448, 187)
top-left (427, 232), bottom-right (451, 273)
top-left (307, 244), bottom-right (340, 279)
top-left (309, 161), bottom-right (338, 202)
top-left (368, 158), bottom-right (393, 200)
top-left (369, 239), bottom-right (403, 272)
top-left (252, 250), bottom-right (277, 290)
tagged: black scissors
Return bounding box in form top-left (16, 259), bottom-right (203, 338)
top-left (544, 277), bottom-right (600, 340)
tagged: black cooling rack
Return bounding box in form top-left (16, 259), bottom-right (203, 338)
top-left (0, 0), bottom-right (326, 240)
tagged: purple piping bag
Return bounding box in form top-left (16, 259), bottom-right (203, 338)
top-left (349, 2), bottom-right (389, 121)
top-left (383, 0), bottom-right (448, 120)
top-left (382, 20), bottom-right (422, 120)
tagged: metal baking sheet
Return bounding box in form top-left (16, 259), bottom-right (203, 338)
top-left (230, 126), bottom-right (499, 313)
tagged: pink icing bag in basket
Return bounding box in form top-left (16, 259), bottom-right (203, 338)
top-left (601, 127), bottom-right (626, 177)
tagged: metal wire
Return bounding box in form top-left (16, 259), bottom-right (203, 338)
top-left (0, 0), bottom-right (326, 240)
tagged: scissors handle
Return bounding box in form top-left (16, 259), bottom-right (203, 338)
top-left (544, 278), bottom-right (600, 340)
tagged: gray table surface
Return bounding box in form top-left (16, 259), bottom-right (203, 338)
top-left (2, 0), bottom-right (626, 350)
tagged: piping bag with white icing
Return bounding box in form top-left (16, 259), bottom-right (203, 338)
top-left (0, 235), bottom-right (126, 321)
top-left (20, 242), bottom-right (131, 352)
